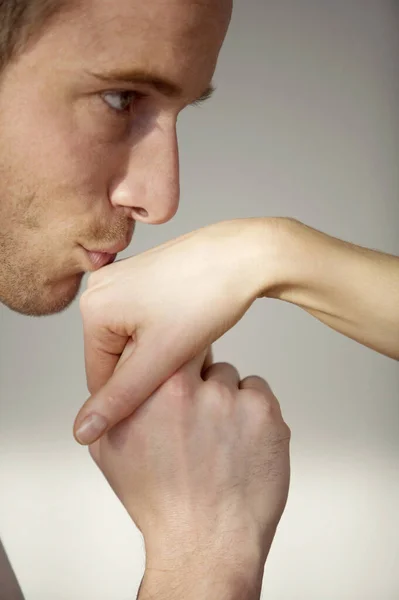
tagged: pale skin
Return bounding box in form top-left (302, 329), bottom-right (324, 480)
top-left (75, 216), bottom-right (399, 444)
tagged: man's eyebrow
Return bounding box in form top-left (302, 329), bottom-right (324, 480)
top-left (86, 68), bottom-right (215, 105)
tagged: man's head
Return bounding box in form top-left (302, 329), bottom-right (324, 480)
top-left (0, 0), bottom-right (231, 316)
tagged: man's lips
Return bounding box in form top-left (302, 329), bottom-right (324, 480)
top-left (80, 227), bottom-right (134, 271)
top-left (85, 250), bottom-right (117, 269)
top-left (81, 241), bottom-right (129, 271)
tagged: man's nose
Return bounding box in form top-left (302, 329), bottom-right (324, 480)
top-left (109, 125), bottom-right (180, 224)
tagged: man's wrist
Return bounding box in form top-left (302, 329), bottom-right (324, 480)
top-left (138, 553), bottom-right (265, 600)
top-left (138, 526), bottom-right (269, 600)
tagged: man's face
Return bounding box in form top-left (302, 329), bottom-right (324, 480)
top-left (0, 0), bottom-right (231, 316)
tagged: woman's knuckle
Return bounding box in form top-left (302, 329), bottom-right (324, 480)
top-left (79, 288), bottom-right (99, 316)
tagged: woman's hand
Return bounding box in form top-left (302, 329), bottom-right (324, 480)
top-left (75, 218), bottom-right (279, 445)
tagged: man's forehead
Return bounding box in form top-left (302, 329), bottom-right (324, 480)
top-left (63, 0), bottom-right (229, 94)
top-left (13, 0), bottom-right (230, 102)
top-left (81, 0), bottom-right (226, 39)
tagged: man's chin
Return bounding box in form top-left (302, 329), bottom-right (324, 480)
top-left (1, 273), bottom-right (84, 317)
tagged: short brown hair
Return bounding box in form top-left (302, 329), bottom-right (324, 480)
top-left (0, 0), bottom-right (69, 73)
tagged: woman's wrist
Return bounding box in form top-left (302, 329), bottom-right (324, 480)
top-left (254, 216), bottom-right (344, 304)
top-left (239, 216), bottom-right (303, 300)
top-left (227, 216), bottom-right (290, 301)
top-left (254, 216), bottom-right (399, 359)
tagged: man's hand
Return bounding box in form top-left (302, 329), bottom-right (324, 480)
top-left (75, 218), bottom-right (277, 444)
top-left (89, 350), bottom-right (291, 600)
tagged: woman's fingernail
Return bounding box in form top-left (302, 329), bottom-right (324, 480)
top-left (75, 414), bottom-right (108, 445)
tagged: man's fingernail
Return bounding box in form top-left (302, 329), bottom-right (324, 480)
top-left (75, 414), bottom-right (108, 445)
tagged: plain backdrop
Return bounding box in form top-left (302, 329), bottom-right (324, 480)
top-left (1, 1), bottom-right (398, 599)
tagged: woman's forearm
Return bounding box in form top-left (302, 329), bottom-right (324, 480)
top-left (258, 218), bottom-right (399, 360)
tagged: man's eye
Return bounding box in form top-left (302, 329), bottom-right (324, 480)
top-left (102, 91), bottom-right (139, 114)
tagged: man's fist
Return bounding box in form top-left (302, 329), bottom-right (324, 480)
top-left (89, 350), bottom-right (291, 595)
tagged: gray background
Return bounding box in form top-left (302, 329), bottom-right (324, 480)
top-left (1, 1), bottom-right (398, 599)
